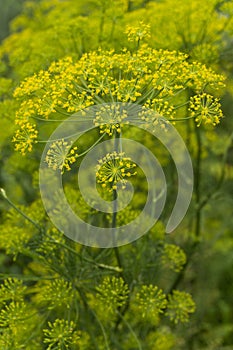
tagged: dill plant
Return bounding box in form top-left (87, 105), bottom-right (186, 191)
top-left (0, 0), bottom-right (232, 349)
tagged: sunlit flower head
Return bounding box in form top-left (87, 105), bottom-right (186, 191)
top-left (189, 93), bottom-right (223, 126)
top-left (12, 122), bottom-right (38, 155)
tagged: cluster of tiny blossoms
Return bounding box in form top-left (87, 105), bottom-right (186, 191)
top-left (135, 285), bottom-right (167, 323)
top-left (96, 276), bottom-right (129, 313)
top-left (94, 104), bottom-right (129, 136)
top-left (161, 244), bottom-right (187, 273)
top-left (43, 319), bottom-right (81, 349)
top-left (165, 290), bottom-right (196, 324)
top-left (13, 45), bottom-right (225, 156)
top-left (45, 139), bottom-right (78, 173)
top-left (96, 151), bottom-right (137, 192)
top-left (125, 21), bottom-right (151, 43)
top-left (189, 93), bottom-right (223, 126)
top-left (12, 122), bottom-right (38, 155)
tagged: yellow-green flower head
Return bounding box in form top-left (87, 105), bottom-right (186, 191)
top-left (0, 278), bottom-right (26, 303)
top-left (125, 21), bottom-right (151, 43)
top-left (189, 93), bottom-right (223, 126)
top-left (161, 243), bottom-right (187, 273)
top-left (165, 290), bottom-right (196, 324)
top-left (36, 279), bottom-right (75, 310)
top-left (96, 276), bottom-right (129, 313)
top-left (94, 104), bottom-right (128, 136)
top-left (12, 122), bottom-right (38, 155)
top-left (96, 151), bottom-right (137, 192)
top-left (43, 319), bottom-right (80, 349)
top-left (135, 285), bottom-right (167, 323)
top-left (0, 301), bottom-right (28, 328)
top-left (45, 139), bottom-right (78, 173)
top-left (191, 43), bottom-right (219, 64)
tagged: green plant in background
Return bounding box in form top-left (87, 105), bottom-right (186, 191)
top-left (0, 0), bottom-right (232, 349)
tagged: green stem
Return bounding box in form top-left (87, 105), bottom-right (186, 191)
top-left (77, 133), bottom-right (107, 157)
top-left (194, 125), bottom-right (202, 238)
top-left (75, 285), bottom-right (110, 350)
top-left (45, 236), bottom-right (122, 272)
top-left (167, 96), bottom-right (202, 293)
top-left (98, 3), bottom-right (106, 44)
top-left (116, 311), bottom-right (142, 350)
top-left (111, 133), bottom-right (123, 270)
top-left (0, 189), bottom-right (41, 231)
top-left (198, 131), bottom-right (233, 211)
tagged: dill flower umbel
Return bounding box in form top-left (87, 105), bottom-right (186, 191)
top-left (0, 278), bottom-right (26, 303)
top-left (43, 319), bottom-right (80, 349)
top-left (135, 285), bottom-right (167, 323)
top-left (96, 276), bottom-right (129, 313)
top-left (45, 139), bottom-right (78, 173)
top-left (125, 21), bottom-right (151, 43)
top-left (161, 243), bottom-right (187, 273)
top-left (35, 279), bottom-right (75, 310)
top-left (96, 151), bottom-right (137, 192)
top-left (94, 104), bottom-right (128, 136)
top-left (165, 290), bottom-right (196, 324)
top-left (189, 93), bottom-right (223, 126)
top-left (13, 45), bottom-right (224, 154)
top-left (12, 122), bottom-right (38, 155)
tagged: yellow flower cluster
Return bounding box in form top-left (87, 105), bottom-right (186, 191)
top-left (13, 46), bottom-right (225, 154)
top-left (96, 151), bottom-right (137, 192)
top-left (186, 61), bottom-right (225, 93)
top-left (94, 104), bottom-right (128, 135)
top-left (125, 21), bottom-right (151, 43)
top-left (45, 139), bottom-right (78, 173)
top-left (189, 93), bottom-right (223, 126)
top-left (43, 319), bottom-right (81, 348)
top-left (191, 43), bottom-right (219, 64)
top-left (34, 279), bottom-right (75, 310)
top-left (139, 105), bottom-right (170, 133)
top-left (12, 122), bottom-right (38, 155)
